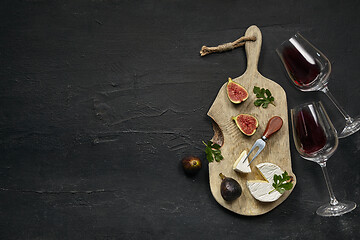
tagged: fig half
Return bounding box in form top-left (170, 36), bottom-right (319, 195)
top-left (226, 77), bottom-right (249, 104)
top-left (232, 114), bottom-right (259, 136)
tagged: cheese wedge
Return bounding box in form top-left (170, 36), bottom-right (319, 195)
top-left (247, 163), bottom-right (284, 202)
top-left (233, 150), bottom-right (251, 173)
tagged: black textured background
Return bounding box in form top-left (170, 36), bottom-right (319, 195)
top-left (1, 0), bottom-right (360, 239)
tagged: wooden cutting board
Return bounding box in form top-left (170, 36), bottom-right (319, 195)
top-left (208, 25), bottom-right (296, 216)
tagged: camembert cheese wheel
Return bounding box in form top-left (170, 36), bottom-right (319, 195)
top-left (247, 163), bottom-right (284, 202)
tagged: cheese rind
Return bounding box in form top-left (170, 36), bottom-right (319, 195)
top-left (233, 150), bottom-right (251, 173)
top-left (247, 163), bottom-right (284, 202)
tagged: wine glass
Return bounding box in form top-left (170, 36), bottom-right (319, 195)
top-left (291, 101), bottom-right (356, 216)
top-left (277, 33), bottom-right (360, 138)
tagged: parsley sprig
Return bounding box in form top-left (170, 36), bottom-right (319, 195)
top-left (253, 86), bottom-right (275, 108)
top-left (203, 141), bottom-right (223, 163)
top-left (269, 171), bottom-right (294, 194)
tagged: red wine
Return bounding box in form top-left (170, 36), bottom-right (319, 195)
top-left (295, 109), bottom-right (326, 154)
top-left (282, 46), bottom-right (321, 86)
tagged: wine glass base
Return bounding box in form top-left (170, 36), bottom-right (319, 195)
top-left (338, 116), bottom-right (360, 138)
top-left (316, 200), bottom-right (356, 217)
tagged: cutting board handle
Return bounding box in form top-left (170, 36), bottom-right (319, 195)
top-left (244, 25), bottom-right (262, 74)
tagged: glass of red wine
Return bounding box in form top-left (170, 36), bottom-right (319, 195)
top-left (291, 101), bottom-right (356, 216)
top-left (277, 33), bottom-right (360, 138)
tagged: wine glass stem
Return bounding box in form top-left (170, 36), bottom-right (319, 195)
top-left (321, 86), bottom-right (353, 123)
top-left (319, 162), bottom-right (339, 206)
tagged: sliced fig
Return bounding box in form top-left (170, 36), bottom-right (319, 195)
top-left (226, 77), bottom-right (249, 104)
top-left (232, 114), bottom-right (259, 136)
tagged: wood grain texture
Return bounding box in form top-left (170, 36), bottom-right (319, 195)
top-left (208, 25), bottom-right (296, 216)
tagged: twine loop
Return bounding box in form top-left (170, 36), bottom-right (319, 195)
top-left (200, 36), bottom-right (256, 56)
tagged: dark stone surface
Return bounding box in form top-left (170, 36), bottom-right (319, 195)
top-left (0, 0), bottom-right (359, 239)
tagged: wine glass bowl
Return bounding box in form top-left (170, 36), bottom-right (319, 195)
top-left (276, 33), bottom-right (331, 92)
top-left (291, 102), bottom-right (356, 216)
top-left (277, 33), bottom-right (360, 138)
top-left (291, 102), bottom-right (337, 163)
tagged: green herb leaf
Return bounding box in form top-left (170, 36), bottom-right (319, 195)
top-left (254, 99), bottom-right (264, 106)
top-left (253, 86), bottom-right (275, 108)
top-left (281, 182), bottom-right (294, 190)
top-left (265, 89), bottom-right (271, 97)
top-left (213, 143), bottom-right (221, 149)
top-left (205, 146), bottom-right (214, 162)
top-left (203, 140), bottom-right (224, 163)
top-left (269, 171), bottom-right (294, 194)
